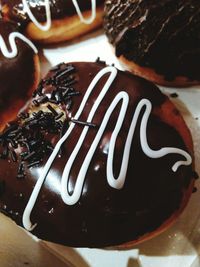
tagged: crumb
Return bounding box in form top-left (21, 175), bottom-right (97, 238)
top-left (170, 93), bottom-right (178, 98)
top-left (96, 57), bottom-right (106, 65)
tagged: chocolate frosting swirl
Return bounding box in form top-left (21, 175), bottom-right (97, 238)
top-left (0, 61), bottom-right (194, 247)
top-left (104, 0), bottom-right (200, 81)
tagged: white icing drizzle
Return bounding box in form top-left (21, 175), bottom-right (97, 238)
top-left (22, 66), bottom-right (192, 231)
top-left (22, 0), bottom-right (96, 32)
top-left (22, 0), bottom-right (51, 31)
top-left (0, 32), bottom-right (38, 58)
top-left (72, 0), bottom-right (96, 24)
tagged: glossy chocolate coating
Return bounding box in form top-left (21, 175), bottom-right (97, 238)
top-left (0, 61), bottom-right (194, 247)
top-left (0, 20), bottom-right (37, 125)
top-left (1, 0), bottom-right (104, 26)
top-left (104, 0), bottom-right (200, 81)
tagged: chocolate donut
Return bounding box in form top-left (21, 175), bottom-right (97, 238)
top-left (0, 19), bottom-right (40, 131)
top-left (1, 0), bottom-right (104, 44)
top-left (0, 61), bottom-right (195, 248)
top-left (104, 0), bottom-right (200, 87)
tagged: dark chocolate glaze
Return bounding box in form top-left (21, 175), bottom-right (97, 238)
top-left (104, 0), bottom-right (200, 81)
top-left (0, 20), bottom-right (37, 125)
top-left (0, 61), bottom-right (194, 248)
top-left (1, 0), bottom-right (104, 26)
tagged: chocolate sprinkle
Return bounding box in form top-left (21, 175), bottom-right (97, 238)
top-left (0, 64), bottom-right (79, 179)
top-left (47, 104), bottom-right (58, 116)
top-left (71, 118), bottom-right (97, 128)
top-left (55, 65), bottom-right (75, 80)
top-left (96, 57), bottom-right (106, 65)
top-left (9, 149), bottom-right (17, 162)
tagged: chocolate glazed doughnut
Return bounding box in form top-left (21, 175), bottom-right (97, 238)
top-left (0, 19), bottom-right (40, 131)
top-left (104, 0), bottom-right (200, 87)
top-left (1, 0), bottom-right (104, 44)
top-left (0, 61), bottom-right (196, 248)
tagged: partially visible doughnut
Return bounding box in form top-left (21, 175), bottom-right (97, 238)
top-left (1, 0), bottom-right (104, 44)
top-left (0, 61), bottom-right (196, 248)
top-left (104, 0), bottom-right (200, 87)
top-left (0, 19), bottom-right (40, 131)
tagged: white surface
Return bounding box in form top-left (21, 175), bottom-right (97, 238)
top-left (41, 31), bottom-right (200, 267)
top-left (0, 213), bottom-right (72, 267)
